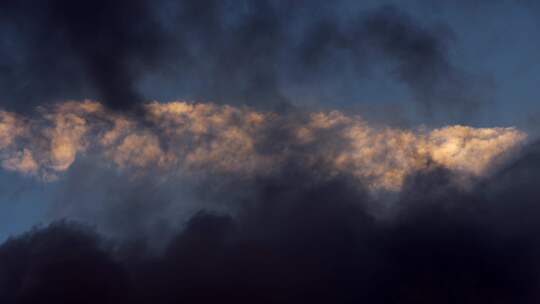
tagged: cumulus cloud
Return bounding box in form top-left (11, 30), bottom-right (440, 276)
top-left (2, 139), bottom-right (540, 303)
top-left (0, 2), bottom-right (537, 303)
top-left (0, 101), bottom-right (526, 192)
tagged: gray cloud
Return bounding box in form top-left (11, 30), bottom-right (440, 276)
top-left (0, 1), bottom-right (485, 117)
top-left (2, 140), bottom-right (540, 302)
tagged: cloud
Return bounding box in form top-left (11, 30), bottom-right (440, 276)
top-left (0, 100), bottom-right (526, 192)
top-left (2, 141), bottom-right (540, 302)
top-left (0, 1), bottom-right (486, 116)
top-left (0, 221), bottom-right (128, 303)
top-left (0, 0), bottom-right (168, 111)
top-left (0, 99), bottom-right (525, 252)
top-left (0, 2), bottom-right (537, 302)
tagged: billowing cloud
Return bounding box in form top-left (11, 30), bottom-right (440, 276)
top-left (0, 1), bottom-right (488, 118)
top-left (3, 139), bottom-right (540, 303)
top-left (0, 101), bottom-right (526, 192)
top-left (0, 2), bottom-right (538, 303)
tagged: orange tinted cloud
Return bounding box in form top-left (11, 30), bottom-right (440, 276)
top-left (0, 101), bottom-right (527, 192)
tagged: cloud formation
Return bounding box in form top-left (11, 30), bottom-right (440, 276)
top-left (0, 1), bottom-right (486, 117)
top-left (0, 2), bottom-right (538, 303)
top-left (2, 139), bottom-right (540, 303)
top-left (0, 100), bottom-right (526, 192)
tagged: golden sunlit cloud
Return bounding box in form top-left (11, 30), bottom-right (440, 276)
top-left (0, 100), bottom-right (527, 192)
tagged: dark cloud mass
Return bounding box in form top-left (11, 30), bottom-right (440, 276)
top-left (1, 142), bottom-right (540, 303)
top-left (0, 0), bottom-right (481, 115)
top-left (1, 1), bottom-right (539, 303)
top-left (0, 0), bottom-right (168, 112)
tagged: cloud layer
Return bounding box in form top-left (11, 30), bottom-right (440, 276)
top-left (0, 2), bottom-right (538, 303)
top-left (2, 137), bottom-right (540, 303)
top-left (0, 101), bottom-right (533, 304)
top-left (0, 100), bottom-right (526, 192)
top-left (0, 1), bottom-right (487, 118)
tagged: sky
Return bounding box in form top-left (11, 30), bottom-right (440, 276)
top-left (1, 1), bottom-right (539, 128)
top-left (1, 1), bottom-right (540, 303)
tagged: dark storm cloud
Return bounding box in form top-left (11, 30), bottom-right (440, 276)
top-left (0, 0), bottom-right (169, 112)
top-left (2, 141), bottom-right (540, 303)
top-left (0, 222), bottom-right (128, 304)
top-left (0, 0), bottom-right (481, 114)
top-left (296, 5), bottom-right (475, 113)
top-left (0, 1), bottom-right (535, 302)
